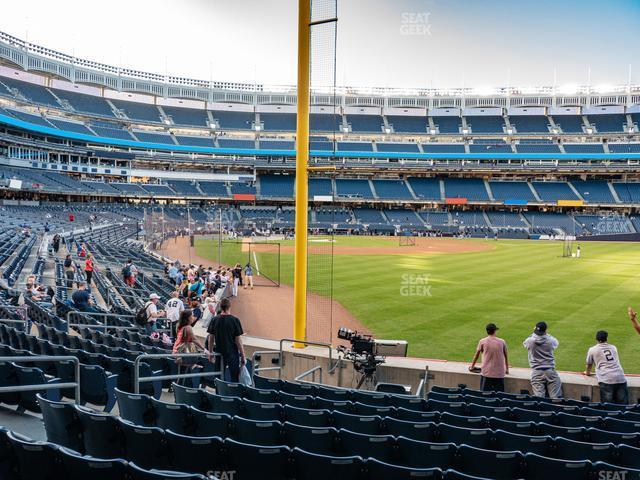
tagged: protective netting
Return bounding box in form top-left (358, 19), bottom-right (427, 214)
top-left (305, 0), bottom-right (338, 344)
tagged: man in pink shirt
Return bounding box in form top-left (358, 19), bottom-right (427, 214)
top-left (469, 323), bottom-right (509, 392)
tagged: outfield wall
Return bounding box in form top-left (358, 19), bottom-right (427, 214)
top-left (237, 335), bottom-right (640, 403)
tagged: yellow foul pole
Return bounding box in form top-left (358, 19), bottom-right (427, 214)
top-left (293, 0), bottom-right (310, 346)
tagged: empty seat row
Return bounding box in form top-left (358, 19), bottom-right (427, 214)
top-left (0, 426), bottom-right (207, 480)
top-left (40, 395), bottom-right (640, 480)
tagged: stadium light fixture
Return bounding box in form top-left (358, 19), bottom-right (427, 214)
top-left (342, 126), bottom-right (350, 133)
top-left (384, 127), bottom-right (392, 134)
top-left (209, 122), bottom-right (217, 130)
top-left (585, 127), bottom-right (594, 135)
top-left (462, 128), bottom-right (469, 135)
top-left (429, 128), bottom-right (437, 135)
top-left (164, 118), bottom-right (171, 125)
top-left (506, 128), bottom-right (514, 135)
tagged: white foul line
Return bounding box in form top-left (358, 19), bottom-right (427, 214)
top-left (253, 250), bottom-right (260, 276)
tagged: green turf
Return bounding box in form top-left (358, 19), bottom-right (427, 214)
top-left (196, 237), bottom-right (640, 372)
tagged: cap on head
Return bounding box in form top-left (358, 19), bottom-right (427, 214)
top-left (486, 323), bottom-right (498, 334)
top-left (149, 293), bottom-right (160, 300)
top-left (596, 330), bottom-right (608, 343)
top-left (534, 321), bottom-right (547, 335)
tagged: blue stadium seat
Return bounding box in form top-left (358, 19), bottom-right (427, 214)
top-left (437, 423), bottom-right (493, 449)
top-left (291, 447), bottom-right (364, 480)
top-left (117, 418), bottom-right (168, 470)
top-left (587, 427), bottom-right (639, 446)
top-left (75, 405), bottom-right (121, 458)
top-left (172, 382), bottom-right (209, 410)
top-left (492, 429), bottom-right (552, 455)
top-left (352, 402), bottom-right (396, 417)
top-left (242, 398), bottom-right (283, 421)
top-left (13, 363), bottom-right (61, 413)
top-left (59, 447), bottom-right (128, 480)
top-left (457, 444), bottom-right (524, 479)
top-left (384, 418), bottom-right (437, 442)
top-left (279, 391), bottom-right (315, 409)
top-left (536, 423), bottom-right (586, 441)
top-left (439, 412), bottom-right (487, 429)
top-left (224, 439), bottom-right (291, 480)
top-left (284, 405), bottom-right (331, 427)
top-left (190, 409), bottom-right (232, 437)
top-left (283, 422), bottom-right (338, 455)
top-left (338, 429), bottom-right (395, 463)
top-left (205, 392), bottom-right (244, 416)
top-left (395, 436), bottom-right (456, 468)
top-left (232, 417), bottom-right (283, 446)
top-left (396, 407), bottom-right (439, 423)
top-left (366, 458), bottom-right (443, 480)
top-left (315, 397), bottom-right (353, 413)
top-left (552, 437), bottom-right (615, 463)
top-left (164, 430), bottom-right (225, 476)
top-left (243, 385), bottom-right (279, 403)
top-left (6, 431), bottom-right (59, 480)
top-left (523, 453), bottom-right (591, 480)
top-left (127, 462), bottom-right (208, 480)
top-left (37, 395), bottom-right (83, 453)
top-left (332, 411), bottom-right (382, 435)
top-left (151, 397), bottom-right (192, 435)
top-left (115, 388), bottom-right (155, 426)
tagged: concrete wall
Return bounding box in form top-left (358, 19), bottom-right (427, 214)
top-left (241, 336), bottom-right (640, 403)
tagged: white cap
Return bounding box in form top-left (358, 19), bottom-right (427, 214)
top-left (149, 293), bottom-right (160, 300)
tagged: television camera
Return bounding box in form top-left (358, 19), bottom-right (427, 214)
top-left (336, 327), bottom-right (386, 389)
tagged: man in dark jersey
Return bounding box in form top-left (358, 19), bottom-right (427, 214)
top-left (207, 298), bottom-right (245, 382)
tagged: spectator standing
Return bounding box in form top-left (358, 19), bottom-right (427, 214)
top-left (244, 263), bottom-right (254, 290)
top-left (52, 234), bottom-right (61, 253)
top-left (84, 253), bottom-right (95, 286)
top-left (173, 309), bottom-right (206, 385)
top-left (144, 293), bottom-right (165, 335)
top-left (77, 243), bottom-right (86, 258)
top-left (583, 331), bottom-right (628, 404)
top-left (122, 259), bottom-right (138, 287)
top-left (207, 298), bottom-right (245, 382)
top-left (165, 291), bottom-right (185, 337)
top-left (523, 321), bottom-right (562, 398)
top-left (63, 254), bottom-right (76, 291)
top-left (469, 323), bottom-right (509, 392)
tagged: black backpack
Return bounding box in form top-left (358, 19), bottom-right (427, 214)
top-left (135, 302), bottom-right (150, 326)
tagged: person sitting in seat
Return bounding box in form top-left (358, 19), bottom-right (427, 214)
top-left (72, 282), bottom-right (99, 313)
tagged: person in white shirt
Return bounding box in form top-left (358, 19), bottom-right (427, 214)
top-left (165, 291), bottom-right (185, 337)
top-left (583, 330), bottom-right (628, 404)
top-left (145, 293), bottom-right (165, 336)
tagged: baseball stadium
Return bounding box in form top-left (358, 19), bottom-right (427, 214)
top-left (0, 1), bottom-right (639, 479)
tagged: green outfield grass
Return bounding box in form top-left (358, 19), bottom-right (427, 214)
top-left (195, 237), bottom-right (640, 372)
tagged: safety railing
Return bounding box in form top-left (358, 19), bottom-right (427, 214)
top-left (66, 311), bottom-right (171, 333)
top-left (0, 355), bottom-right (80, 402)
top-left (133, 352), bottom-right (224, 394)
top-left (257, 338), bottom-right (429, 397)
top-left (0, 317), bottom-right (29, 331)
top-left (252, 338), bottom-right (338, 381)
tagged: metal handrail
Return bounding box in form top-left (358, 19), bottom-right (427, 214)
top-left (251, 350), bottom-right (282, 377)
top-left (279, 338), bottom-right (338, 372)
top-left (0, 355), bottom-right (80, 402)
top-left (294, 365), bottom-right (323, 384)
top-left (133, 352), bottom-right (224, 394)
top-left (66, 311), bottom-right (170, 334)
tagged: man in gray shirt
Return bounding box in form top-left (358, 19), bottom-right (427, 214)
top-left (523, 321), bottom-right (562, 398)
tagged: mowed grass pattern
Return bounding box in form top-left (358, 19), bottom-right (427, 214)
top-left (197, 237), bottom-right (640, 372)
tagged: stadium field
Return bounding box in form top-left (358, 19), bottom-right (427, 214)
top-left (196, 236), bottom-right (640, 373)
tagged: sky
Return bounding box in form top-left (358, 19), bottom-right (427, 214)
top-left (1, 0), bottom-right (639, 89)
